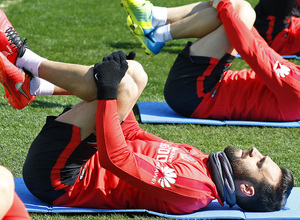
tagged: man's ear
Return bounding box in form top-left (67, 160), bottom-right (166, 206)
top-left (237, 181), bottom-right (255, 197)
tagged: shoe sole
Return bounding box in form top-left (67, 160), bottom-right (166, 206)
top-left (126, 16), bottom-right (155, 56)
top-left (121, 0), bottom-right (146, 36)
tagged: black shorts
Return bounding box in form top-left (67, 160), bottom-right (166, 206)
top-left (254, 0), bottom-right (294, 43)
top-left (22, 110), bottom-right (97, 203)
top-left (164, 42), bottom-right (234, 117)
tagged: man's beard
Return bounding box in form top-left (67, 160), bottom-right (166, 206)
top-left (224, 146), bottom-right (252, 181)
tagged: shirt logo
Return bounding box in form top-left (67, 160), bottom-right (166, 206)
top-left (273, 61), bottom-right (290, 78)
top-left (158, 165), bottom-right (177, 188)
top-left (1, 50), bottom-right (12, 58)
top-left (180, 153), bottom-right (198, 164)
top-left (156, 143), bottom-right (178, 163)
top-left (15, 82), bottom-right (31, 100)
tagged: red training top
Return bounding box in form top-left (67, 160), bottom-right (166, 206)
top-left (191, 0), bottom-right (300, 121)
top-left (53, 100), bottom-right (222, 214)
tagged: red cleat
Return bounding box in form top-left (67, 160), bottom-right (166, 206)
top-left (0, 52), bottom-right (35, 109)
top-left (0, 9), bottom-right (27, 64)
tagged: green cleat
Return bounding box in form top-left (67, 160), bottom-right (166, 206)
top-left (121, 0), bottom-right (154, 36)
top-left (126, 16), bottom-right (164, 56)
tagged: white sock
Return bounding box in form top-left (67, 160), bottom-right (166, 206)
top-left (30, 77), bottom-right (54, 96)
top-left (153, 24), bottom-right (173, 42)
top-left (16, 49), bottom-right (46, 77)
top-left (152, 6), bottom-right (167, 27)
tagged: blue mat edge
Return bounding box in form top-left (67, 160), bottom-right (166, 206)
top-left (236, 54), bottom-right (300, 59)
top-left (14, 177), bottom-right (300, 219)
top-left (15, 177), bottom-right (245, 219)
top-left (137, 102), bottom-right (300, 127)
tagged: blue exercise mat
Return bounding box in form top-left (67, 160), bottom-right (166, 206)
top-left (236, 54), bottom-right (300, 59)
top-left (15, 178), bottom-right (300, 219)
top-left (137, 102), bottom-right (300, 127)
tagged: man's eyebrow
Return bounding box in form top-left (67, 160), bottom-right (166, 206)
top-left (260, 156), bottom-right (267, 168)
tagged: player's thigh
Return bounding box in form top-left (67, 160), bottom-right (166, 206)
top-left (189, 24), bottom-right (236, 59)
top-left (126, 60), bottom-right (148, 93)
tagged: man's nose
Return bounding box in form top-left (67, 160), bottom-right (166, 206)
top-left (250, 147), bottom-right (263, 158)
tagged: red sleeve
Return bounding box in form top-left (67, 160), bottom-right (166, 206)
top-left (217, 0), bottom-right (300, 101)
top-left (216, 0), bottom-right (282, 76)
top-left (121, 111), bottom-right (165, 142)
top-left (96, 100), bottom-right (215, 213)
top-left (3, 192), bottom-right (31, 220)
top-left (96, 100), bottom-right (176, 198)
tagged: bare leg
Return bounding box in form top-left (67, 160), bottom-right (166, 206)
top-left (53, 86), bottom-right (72, 95)
top-left (54, 60), bottom-right (147, 140)
top-left (170, 6), bottom-right (221, 39)
top-left (38, 61), bottom-right (96, 101)
top-left (38, 58), bottom-right (147, 100)
top-left (172, 0), bottom-right (255, 59)
top-left (0, 166), bottom-right (14, 219)
top-left (163, 2), bottom-right (223, 39)
top-left (166, 2), bottom-right (211, 24)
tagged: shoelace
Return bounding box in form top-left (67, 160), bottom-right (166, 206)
top-left (5, 27), bottom-right (28, 53)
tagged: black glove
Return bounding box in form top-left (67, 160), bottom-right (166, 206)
top-left (126, 51), bottom-right (136, 60)
top-left (102, 51), bottom-right (136, 61)
top-left (94, 51), bottom-right (129, 100)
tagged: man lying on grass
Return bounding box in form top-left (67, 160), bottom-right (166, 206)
top-left (122, 0), bottom-right (300, 122)
top-left (0, 0), bottom-right (294, 214)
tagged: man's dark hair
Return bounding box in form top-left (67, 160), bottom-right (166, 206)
top-left (236, 167), bottom-right (294, 212)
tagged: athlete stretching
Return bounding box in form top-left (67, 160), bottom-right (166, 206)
top-left (122, 0), bottom-right (300, 122)
top-left (0, 0), bottom-right (294, 214)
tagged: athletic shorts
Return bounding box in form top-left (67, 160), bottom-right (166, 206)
top-left (23, 110), bottom-right (97, 203)
top-left (254, 7), bottom-right (300, 55)
top-left (270, 16), bottom-right (300, 55)
top-left (164, 42), bottom-right (234, 117)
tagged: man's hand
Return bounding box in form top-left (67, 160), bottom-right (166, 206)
top-left (102, 51), bottom-right (136, 62)
top-left (94, 51), bottom-right (130, 100)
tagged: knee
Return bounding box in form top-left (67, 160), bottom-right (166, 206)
top-left (118, 74), bottom-right (139, 101)
top-left (127, 60), bottom-right (148, 91)
top-left (232, 0), bottom-right (256, 28)
top-left (0, 166), bottom-right (14, 217)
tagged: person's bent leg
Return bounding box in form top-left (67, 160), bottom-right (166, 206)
top-left (214, 0), bottom-right (300, 120)
top-left (122, 1), bottom-right (222, 55)
top-left (163, 0), bottom-right (254, 42)
top-left (164, 0), bottom-right (256, 117)
top-left (17, 50), bottom-right (146, 102)
top-left (169, 2), bottom-right (222, 40)
top-left (38, 60), bottom-right (96, 101)
top-left (0, 166), bottom-right (31, 219)
top-left (55, 60), bottom-right (147, 140)
top-left (23, 57), bottom-right (147, 206)
top-left (0, 165), bottom-right (14, 219)
top-left (166, 2), bottom-right (211, 24)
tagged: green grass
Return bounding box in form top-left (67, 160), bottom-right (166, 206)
top-left (0, 0), bottom-right (299, 219)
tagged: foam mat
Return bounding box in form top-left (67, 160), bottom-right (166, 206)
top-left (137, 102), bottom-right (300, 127)
top-left (15, 178), bottom-right (300, 219)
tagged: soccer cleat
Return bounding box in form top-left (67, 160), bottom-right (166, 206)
top-left (0, 52), bottom-right (35, 109)
top-left (127, 16), bottom-right (164, 55)
top-left (0, 9), bottom-right (27, 64)
top-left (121, 0), bottom-right (154, 36)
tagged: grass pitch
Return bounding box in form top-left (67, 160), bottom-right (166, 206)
top-left (0, 0), bottom-right (299, 219)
